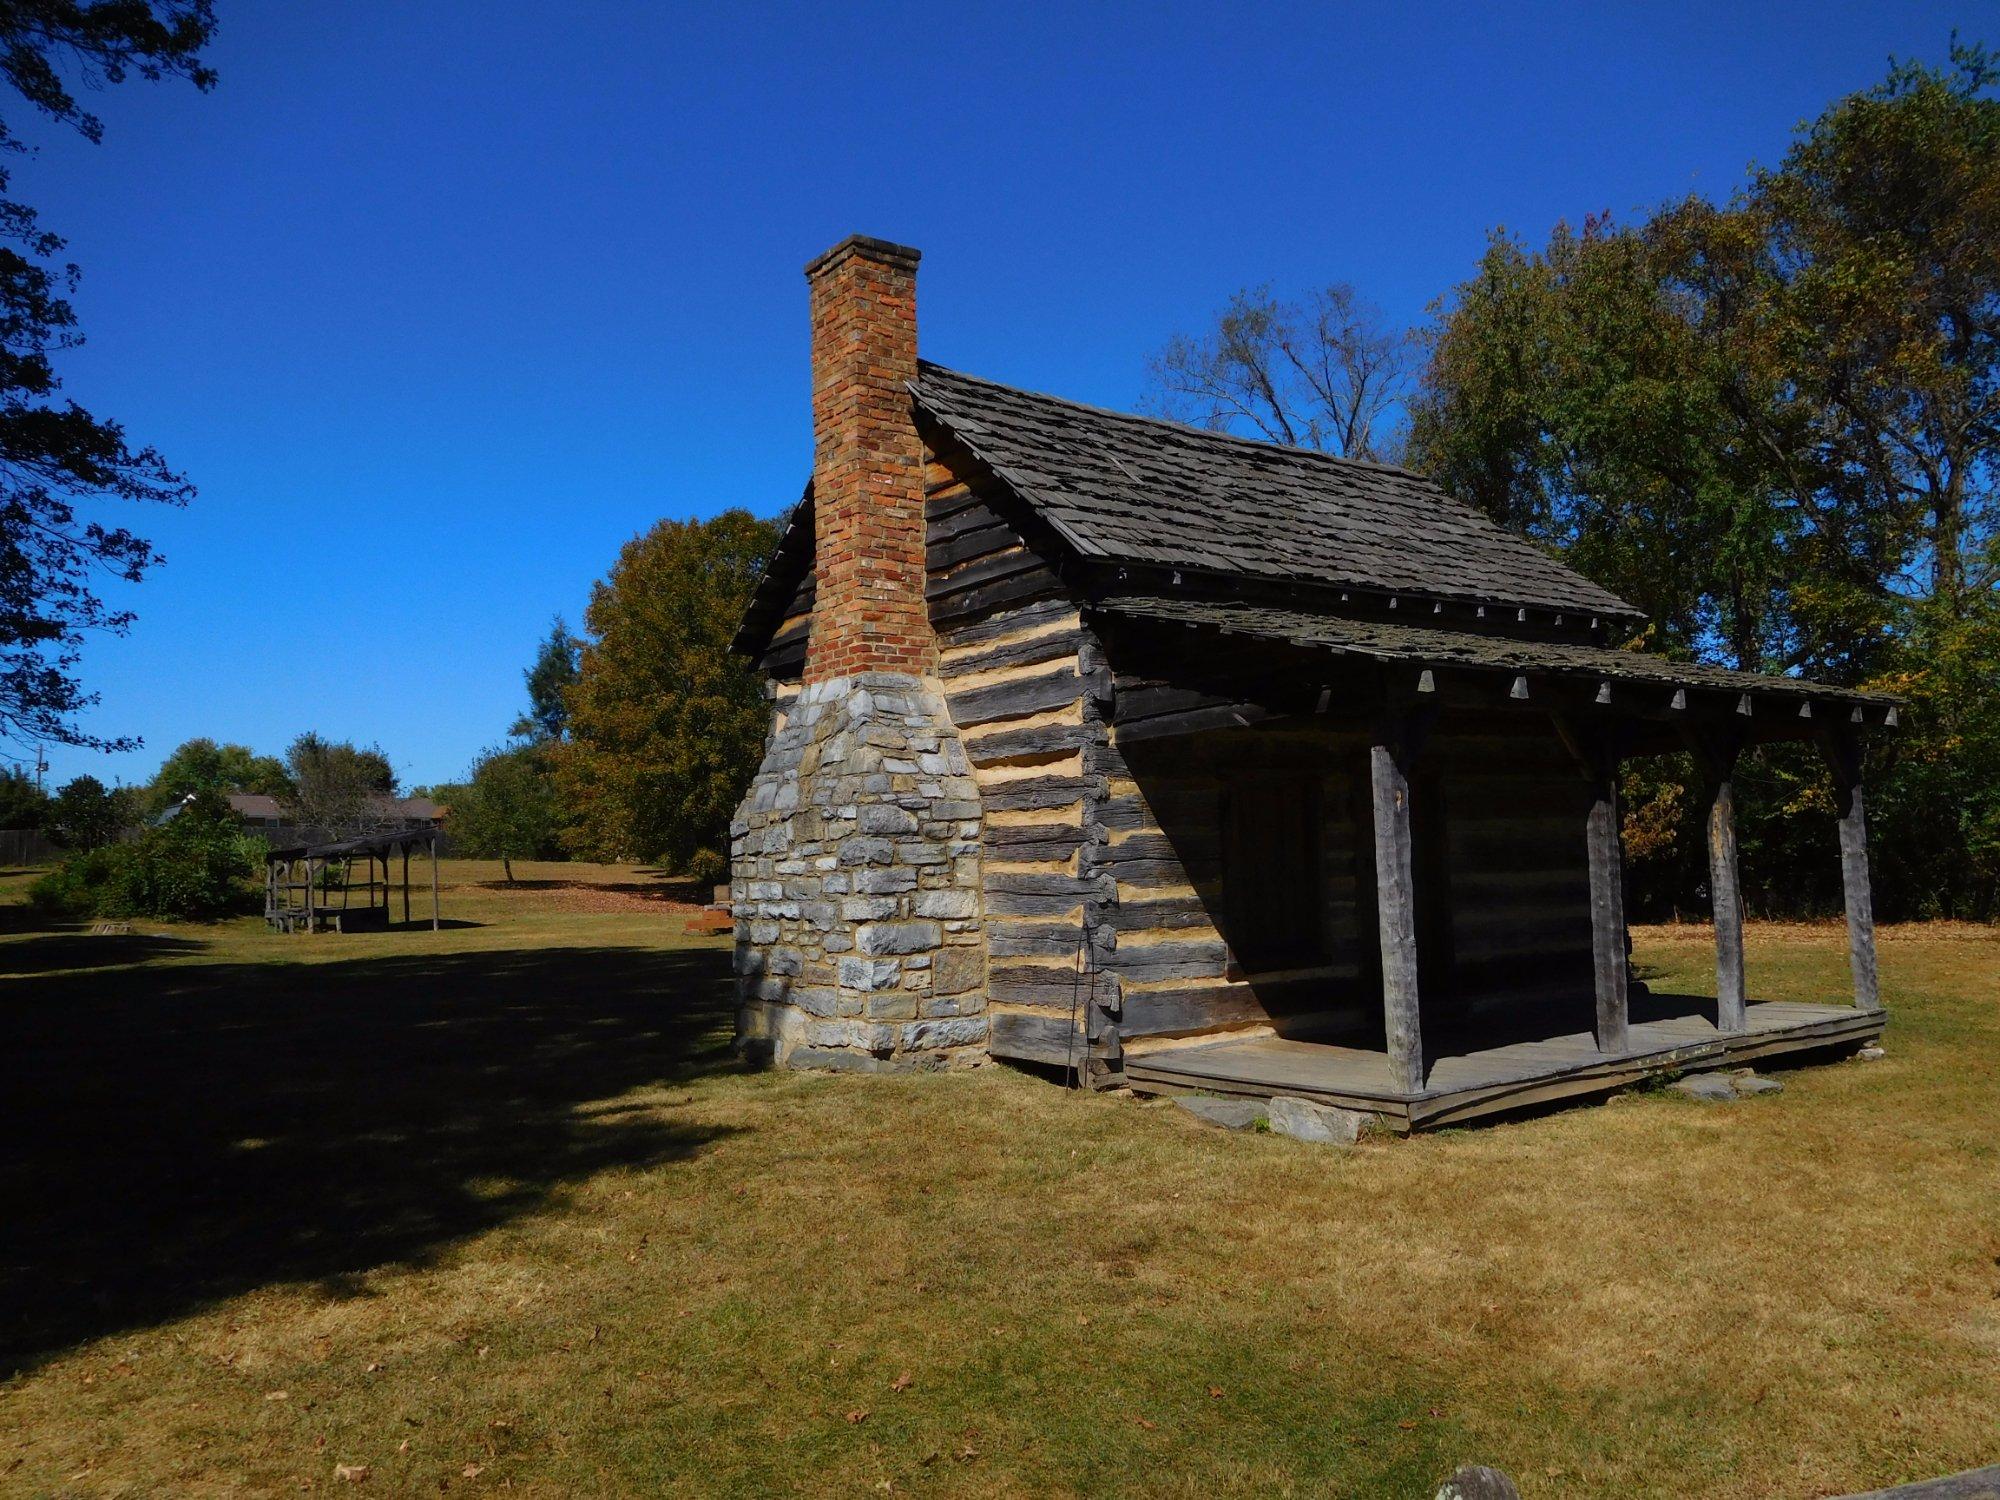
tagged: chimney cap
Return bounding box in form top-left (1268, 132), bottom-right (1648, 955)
top-left (804, 234), bottom-right (921, 279)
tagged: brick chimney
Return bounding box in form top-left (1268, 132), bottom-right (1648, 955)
top-left (803, 235), bottom-right (934, 682)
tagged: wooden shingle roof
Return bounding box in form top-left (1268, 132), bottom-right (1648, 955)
top-left (1091, 595), bottom-right (1898, 712)
top-left (911, 362), bottom-right (1642, 624)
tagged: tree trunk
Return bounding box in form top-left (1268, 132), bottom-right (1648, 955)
top-left (503, 852), bottom-right (514, 885)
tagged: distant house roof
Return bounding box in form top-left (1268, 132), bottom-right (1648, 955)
top-left (909, 361), bottom-right (1641, 622)
top-left (200, 792), bottom-right (445, 824)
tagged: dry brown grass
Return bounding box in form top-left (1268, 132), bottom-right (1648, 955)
top-left (0, 865), bottom-right (1993, 1497)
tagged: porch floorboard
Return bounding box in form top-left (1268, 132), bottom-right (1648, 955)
top-left (1123, 999), bottom-right (1883, 1131)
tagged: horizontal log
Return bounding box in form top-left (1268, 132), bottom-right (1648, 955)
top-left (986, 871), bottom-right (1112, 899)
top-left (948, 665), bottom-right (1081, 729)
top-left (926, 547), bottom-right (1049, 603)
top-left (1114, 702), bottom-right (1276, 744)
top-left (1099, 831), bottom-right (1215, 864)
top-left (988, 965), bottom-right (1092, 1009)
top-left (940, 628), bottom-right (1083, 682)
top-left (987, 922), bottom-right (1089, 960)
top-left (1114, 682), bottom-right (1243, 722)
top-left (1098, 788), bottom-right (1220, 832)
top-left (1108, 857), bottom-right (1209, 887)
top-left (979, 775), bottom-right (1097, 814)
top-left (1105, 894), bottom-right (1218, 931)
top-left (938, 597), bottom-right (1076, 651)
top-left (930, 567), bottom-right (1068, 628)
top-left (983, 825), bottom-right (1086, 863)
top-left (988, 1008), bottom-right (1081, 1067)
top-left (964, 722), bottom-right (1097, 768)
top-left (930, 521), bottom-right (1020, 574)
top-left (1106, 939), bottom-right (1230, 981)
top-left (1119, 984), bottom-right (1270, 1038)
top-left (925, 496), bottom-right (1005, 541)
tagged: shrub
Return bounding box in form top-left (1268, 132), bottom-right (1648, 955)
top-left (685, 846), bottom-right (729, 889)
top-left (31, 805), bottom-right (261, 920)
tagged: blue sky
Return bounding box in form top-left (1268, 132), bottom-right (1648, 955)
top-left (24, 0), bottom-right (1979, 790)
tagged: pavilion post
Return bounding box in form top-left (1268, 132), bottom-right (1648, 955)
top-left (1369, 705), bottom-right (1427, 1095)
top-left (1819, 728), bottom-right (1882, 1013)
top-left (430, 834), bottom-right (440, 931)
top-left (402, 844), bottom-right (411, 925)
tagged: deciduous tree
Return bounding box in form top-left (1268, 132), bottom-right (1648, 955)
top-left (1145, 283), bottom-right (1414, 460)
top-left (282, 733), bottom-right (396, 839)
top-left (557, 511), bottom-right (778, 880)
top-left (1407, 41), bottom-right (2000, 917)
top-left (0, 2), bottom-right (217, 751)
top-left (47, 771), bottom-right (123, 849)
top-left (144, 737), bottom-right (290, 813)
top-left (447, 745), bottom-right (559, 884)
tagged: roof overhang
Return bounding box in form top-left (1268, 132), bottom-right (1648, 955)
top-left (1089, 594), bottom-right (1901, 738)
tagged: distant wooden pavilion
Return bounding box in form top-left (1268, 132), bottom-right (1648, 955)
top-left (265, 827), bottom-right (440, 934)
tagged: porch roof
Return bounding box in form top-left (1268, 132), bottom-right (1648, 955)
top-left (1090, 594), bottom-right (1900, 715)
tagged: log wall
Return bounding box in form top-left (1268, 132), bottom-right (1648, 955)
top-left (924, 457), bottom-right (1131, 1082)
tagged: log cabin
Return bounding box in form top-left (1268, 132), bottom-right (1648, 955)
top-left (728, 234), bottom-right (1896, 1130)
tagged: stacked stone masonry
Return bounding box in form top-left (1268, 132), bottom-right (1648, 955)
top-left (732, 672), bottom-right (988, 1071)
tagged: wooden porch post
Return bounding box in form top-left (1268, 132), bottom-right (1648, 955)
top-left (1819, 728), bottom-right (1881, 1012)
top-left (1705, 774), bottom-right (1748, 1032)
top-left (1552, 712), bottom-right (1630, 1055)
top-left (1583, 762), bottom-right (1632, 1055)
top-left (1369, 709), bottom-right (1426, 1095)
top-left (1683, 726), bottom-right (1748, 1034)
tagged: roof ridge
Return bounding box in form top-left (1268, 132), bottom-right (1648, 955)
top-left (913, 359), bottom-right (1426, 480)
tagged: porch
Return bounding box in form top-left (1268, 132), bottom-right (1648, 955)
top-left (1125, 995), bottom-right (1885, 1131)
top-left (1084, 595), bottom-right (1899, 1123)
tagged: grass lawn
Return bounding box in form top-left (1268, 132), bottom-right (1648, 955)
top-left (0, 861), bottom-right (1995, 1497)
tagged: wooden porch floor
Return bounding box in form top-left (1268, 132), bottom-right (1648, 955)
top-left (1123, 999), bottom-right (1884, 1131)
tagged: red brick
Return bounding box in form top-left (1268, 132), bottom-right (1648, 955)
top-left (803, 237), bottom-right (934, 682)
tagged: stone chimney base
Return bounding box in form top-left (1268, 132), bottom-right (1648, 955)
top-left (731, 673), bottom-right (988, 1071)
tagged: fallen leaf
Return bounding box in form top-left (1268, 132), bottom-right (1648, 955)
top-left (889, 1372), bottom-right (913, 1393)
top-left (1207, 1386), bottom-right (1223, 1400)
top-left (461, 1461), bottom-right (484, 1478)
top-left (365, 1363), bottom-right (382, 1374)
top-left (396, 1441), bottom-right (409, 1455)
top-left (475, 1346), bottom-right (490, 1359)
top-left (1397, 1418), bottom-right (1419, 1430)
top-left (1134, 1417), bottom-right (1156, 1431)
top-left (333, 1463), bottom-right (370, 1484)
top-left (845, 1409), bottom-right (870, 1425)
top-left (266, 1390), bottom-right (290, 1402)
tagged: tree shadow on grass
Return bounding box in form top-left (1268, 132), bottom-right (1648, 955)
top-left (0, 939), bottom-right (739, 1371)
top-left (0, 931), bottom-right (209, 975)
